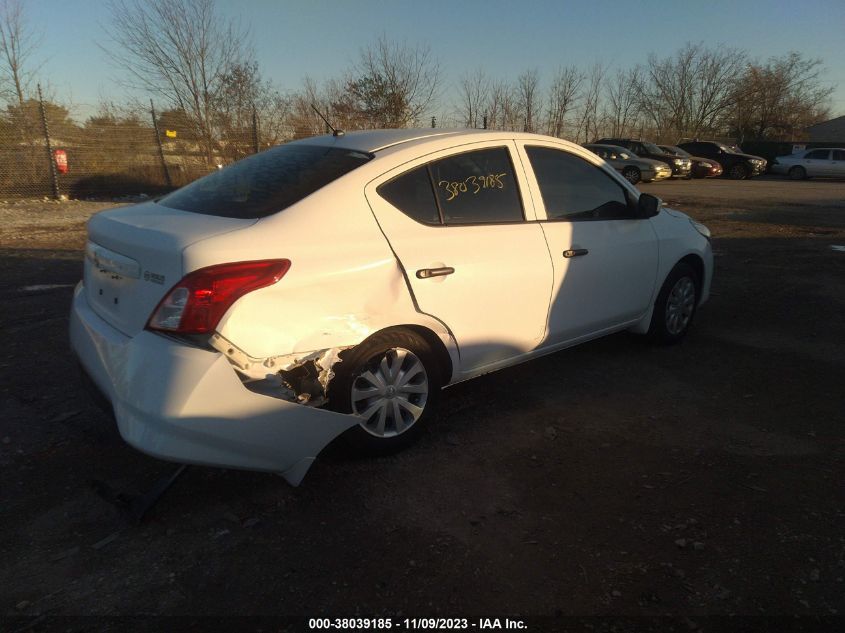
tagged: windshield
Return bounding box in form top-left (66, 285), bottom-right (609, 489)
top-left (664, 145), bottom-right (690, 157)
top-left (717, 143), bottom-right (741, 153)
top-left (643, 142), bottom-right (664, 154)
top-left (159, 144), bottom-right (373, 219)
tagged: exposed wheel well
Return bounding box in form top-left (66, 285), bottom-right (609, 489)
top-left (359, 324), bottom-right (454, 384)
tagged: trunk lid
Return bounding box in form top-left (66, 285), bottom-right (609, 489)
top-left (84, 201), bottom-right (256, 336)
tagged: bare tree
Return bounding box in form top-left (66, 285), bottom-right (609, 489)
top-left (516, 69), bottom-right (540, 132)
top-left (484, 79), bottom-right (513, 130)
top-left (732, 52), bottom-right (833, 141)
top-left (637, 43), bottom-right (747, 140)
top-left (287, 77), bottom-right (333, 137)
top-left (577, 63), bottom-right (606, 142)
top-left (213, 61), bottom-right (290, 158)
top-left (605, 66), bottom-right (641, 137)
top-left (102, 0), bottom-right (251, 162)
top-left (545, 65), bottom-right (582, 138)
top-left (343, 34), bottom-right (440, 127)
top-left (0, 0), bottom-right (42, 108)
top-left (483, 79), bottom-right (523, 132)
top-left (456, 67), bottom-right (489, 128)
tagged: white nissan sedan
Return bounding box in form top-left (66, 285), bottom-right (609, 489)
top-left (70, 129), bottom-right (713, 485)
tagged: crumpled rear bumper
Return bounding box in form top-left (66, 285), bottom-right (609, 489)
top-left (69, 284), bottom-right (358, 485)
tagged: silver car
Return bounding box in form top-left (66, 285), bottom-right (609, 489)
top-left (771, 148), bottom-right (845, 180)
top-left (583, 143), bottom-right (672, 184)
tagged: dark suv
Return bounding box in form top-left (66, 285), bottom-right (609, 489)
top-left (595, 138), bottom-right (691, 178)
top-left (677, 141), bottom-right (767, 180)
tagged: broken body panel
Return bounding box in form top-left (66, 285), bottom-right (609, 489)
top-left (70, 285), bottom-right (358, 485)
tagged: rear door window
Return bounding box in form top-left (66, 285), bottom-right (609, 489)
top-left (685, 143), bottom-right (709, 156)
top-left (429, 147), bottom-right (524, 225)
top-left (159, 144), bottom-right (372, 219)
top-left (806, 149), bottom-right (830, 160)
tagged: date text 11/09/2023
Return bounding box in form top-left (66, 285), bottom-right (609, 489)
top-left (308, 618), bottom-right (528, 630)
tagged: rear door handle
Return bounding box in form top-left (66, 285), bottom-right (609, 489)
top-left (563, 249), bottom-right (589, 258)
top-left (416, 267), bottom-right (455, 279)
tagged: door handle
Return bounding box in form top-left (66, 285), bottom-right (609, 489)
top-left (563, 249), bottom-right (589, 258)
top-left (416, 267), bottom-right (455, 279)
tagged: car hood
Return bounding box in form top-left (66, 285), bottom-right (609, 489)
top-left (633, 157), bottom-right (671, 168)
top-left (729, 152), bottom-right (766, 161)
top-left (652, 153), bottom-right (682, 162)
top-left (663, 207), bottom-right (690, 220)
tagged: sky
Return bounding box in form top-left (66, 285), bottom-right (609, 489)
top-left (23, 0), bottom-right (845, 120)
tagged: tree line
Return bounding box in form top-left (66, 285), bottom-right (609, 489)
top-left (0, 0), bottom-right (836, 167)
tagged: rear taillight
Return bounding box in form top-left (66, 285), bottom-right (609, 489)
top-left (146, 259), bottom-right (290, 334)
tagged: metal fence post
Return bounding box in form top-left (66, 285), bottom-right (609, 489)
top-left (150, 100), bottom-right (172, 188)
top-left (37, 84), bottom-right (60, 200)
top-left (252, 106), bottom-right (259, 154)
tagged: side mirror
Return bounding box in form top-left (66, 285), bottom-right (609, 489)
top-left (637, 193), bottom-right (661, 218)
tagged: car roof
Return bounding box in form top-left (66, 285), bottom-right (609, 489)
top-left (290, 128), bottom-right (494, 153)
top-left (586, 143), bottom-right (631, 152)
top-left (289, 128), bottom-right (593, 154)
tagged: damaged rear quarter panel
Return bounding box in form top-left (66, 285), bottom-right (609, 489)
top-left (209, 333), bottom-right (350, 406)
top-left (182, 177), bottom-right (458, 380)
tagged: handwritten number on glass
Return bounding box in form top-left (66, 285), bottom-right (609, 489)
top-left (438, 173), bottom-right (507, 202)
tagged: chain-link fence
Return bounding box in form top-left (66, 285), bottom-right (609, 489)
top-left (5, 87), bottom-right (786, 200)
top-left (0, 89), bottom-right (269, 200)
top-left (0, 89), bottom-right (442, 199)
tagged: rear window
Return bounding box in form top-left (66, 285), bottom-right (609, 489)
top-left (378, 166), bottom-right (440, 225)
top-left (159, 144), bottom-right (372, 219)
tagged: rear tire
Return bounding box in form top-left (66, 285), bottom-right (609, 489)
top-left (789, 165), bottom-right (807, 180)
top-left (328, 328), bottom-right (442, 455)
top-left (622, 166), bottom-right (641, 184)
top-left (647, 262), bottom-right (700, 345)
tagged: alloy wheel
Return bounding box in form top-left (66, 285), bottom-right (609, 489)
top-left (351, 348), bottom-right (429, 438)
top-left (665, 276), bottom-right (696, 336)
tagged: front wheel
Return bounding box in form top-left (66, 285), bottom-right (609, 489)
top-left (728, 163), bottom-right (749, 180)
top-left (328, 328), bottom-right (442, 455)
top-left (622, 166), bottom-right (641, 184)
top-left (648, 262), bottom-right (700, 345)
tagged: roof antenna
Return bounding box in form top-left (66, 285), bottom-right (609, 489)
top-left (311, 104), bottom-right (344, 137)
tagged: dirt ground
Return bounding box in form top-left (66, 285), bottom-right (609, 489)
top-left (1, 177), bottom-right (844, 628)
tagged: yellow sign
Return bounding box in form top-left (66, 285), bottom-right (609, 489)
top-left (165, 129), bottom-right (177, 138)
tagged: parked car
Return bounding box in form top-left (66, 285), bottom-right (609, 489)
top-left (70, 129), bottom-right (713, 485)
top-left (583, 143), bottom-right (672, 184)
top-left (770, 148), bottom-right (845, 179)
top-left (677, 141), bottom-right (767, 179)
top-left (595, 138), bottom-right (692, 178)
top-left (658, 145), bottom-right (723, 178)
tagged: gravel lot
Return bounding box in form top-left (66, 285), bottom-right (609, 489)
top-left (1, 177), bottom-right (844, 627)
